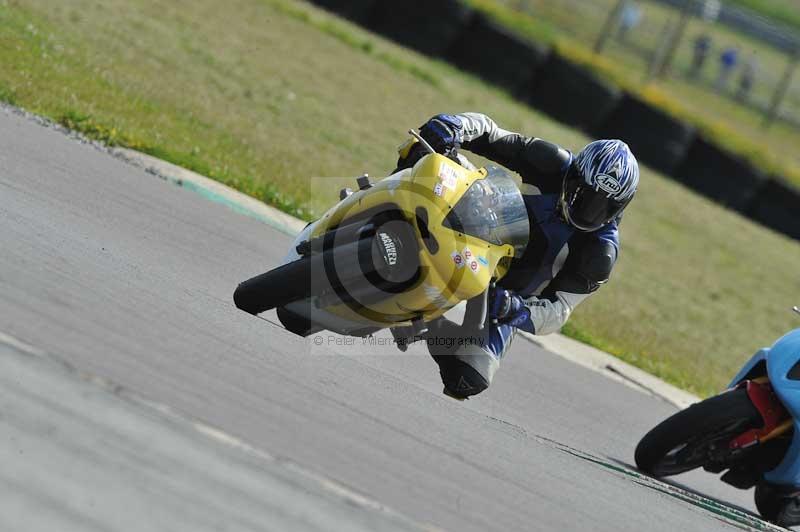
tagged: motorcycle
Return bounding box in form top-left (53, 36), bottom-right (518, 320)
top-left (635, 307), bottom-right (800, 525)
top-left (233, 131), bottom-right (529, 349)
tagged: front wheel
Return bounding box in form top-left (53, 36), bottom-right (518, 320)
top-left (233, 258), bottom-right (312, 315)
top-left (635, 388), bottom-right (762, 477)
top-left (755, 480), bottom-right (800, 526)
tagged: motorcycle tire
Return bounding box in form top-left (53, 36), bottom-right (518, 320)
top-left (635, 388), bottom-right (762, 477)
top-left (233, 258), bottom-right (312, 315)
top-left (754, 480), bottom-right (800, 526)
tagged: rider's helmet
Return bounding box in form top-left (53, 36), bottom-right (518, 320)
top-left (560, 139), bottom-right (639, 232)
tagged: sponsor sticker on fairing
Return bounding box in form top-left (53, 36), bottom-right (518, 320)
top-left (478, 256), bottom-right (489, 267)
top-left (433, 182), bottom-right (444, 197)
top-left (463, 247), bottom-right (479, 273)
top-left (451, 251), bottom-right (465, 269)
top-left (438, 164), bottom-right (459, 190)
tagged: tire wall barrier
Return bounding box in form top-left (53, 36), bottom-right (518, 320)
top-left (528, 53), bottom-right (621, 131)
top-left (674, 137), bottom-right (767, 212)
top-left (367, 0), bottom-right (474, 57)
top-left (306, 0), bottom-right (800, 242)
top-left (308, 0), bottom-right (376, 24)
top-left (444, 13), bottom-right (548, 95)
top-left (593, 94), bottom-right (696, 175)
top-left (746, 178), bottom-right (800, 240)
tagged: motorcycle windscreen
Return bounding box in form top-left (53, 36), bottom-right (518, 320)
top-left (442, 167), bottom-right (529, 257)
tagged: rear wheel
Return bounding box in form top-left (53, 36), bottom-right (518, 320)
top-left (635, 388), bottom-right (762, 476)
top-left (233, 258), bottom-right (311, 315)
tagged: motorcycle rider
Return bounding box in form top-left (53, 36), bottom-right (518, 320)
top-left (396, 113), bottom-right (639, 399)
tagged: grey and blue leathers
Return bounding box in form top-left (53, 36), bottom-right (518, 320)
top-left (405, 113), bottom-right (621, 398)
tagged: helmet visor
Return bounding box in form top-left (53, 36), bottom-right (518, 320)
top-left (561, 170), bottom-right (627, 232)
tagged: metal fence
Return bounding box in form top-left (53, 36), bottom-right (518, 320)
top-left (501, 0), bottom-right (800, 129)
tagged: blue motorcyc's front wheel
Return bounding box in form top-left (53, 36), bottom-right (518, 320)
top-left (635, 388), bottom-right (761, 477)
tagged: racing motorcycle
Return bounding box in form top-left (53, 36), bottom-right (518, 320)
top-left (233, 131), bottom-right (529, 348)
top-left (635, 307), bottom-right (800, 524)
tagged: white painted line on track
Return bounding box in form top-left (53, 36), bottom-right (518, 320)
top-left (0, 330), bottom-right (46, 357)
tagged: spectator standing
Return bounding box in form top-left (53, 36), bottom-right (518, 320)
top-left (617, 1), bottom-right (642, 43)
top-left (716, 45), bottom-right (739, 91)
top-left (690, 33), bottom-right (712, 78)
top-left (737, 52), bottom-right (758, 102)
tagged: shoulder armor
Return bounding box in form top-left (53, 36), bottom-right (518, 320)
top-left (578, 238), bottom-right (618, 284)
top-left (526, 139), bottom-right (571, 176)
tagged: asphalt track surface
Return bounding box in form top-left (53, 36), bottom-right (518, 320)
top-left (0, 337), bottom-right (427, 532)
top-left (0, 107), bottom-right (781, 531)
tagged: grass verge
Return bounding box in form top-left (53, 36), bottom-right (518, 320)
top-left (2, 0), bottom-right (799, 396)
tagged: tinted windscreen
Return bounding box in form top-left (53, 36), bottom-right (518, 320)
top-left (442, 167), bottom-right (529, 256)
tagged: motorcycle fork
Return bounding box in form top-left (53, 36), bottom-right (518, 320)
top-left (729, 379), bottom-right (793, 450)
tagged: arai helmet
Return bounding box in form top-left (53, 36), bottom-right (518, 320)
top-left (560, 139), bottom-right (639, 232)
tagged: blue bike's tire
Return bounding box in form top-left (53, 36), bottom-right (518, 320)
top-left (635, 388), bottom-right (761, 477)
top-left (755, 480), bottom-right (800, 526)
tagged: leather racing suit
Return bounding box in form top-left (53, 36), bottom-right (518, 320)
top-left (401, 113), bottom-right (620, 399)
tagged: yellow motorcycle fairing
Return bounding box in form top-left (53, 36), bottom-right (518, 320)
top-left (305, 153), bottom-right (523, 330)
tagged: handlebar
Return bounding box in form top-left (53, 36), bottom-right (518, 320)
top-left (408, 129), bottom-right (436, 155)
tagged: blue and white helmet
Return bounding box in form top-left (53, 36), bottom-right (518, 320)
top-left (560, 139), bottom-right (639, 232)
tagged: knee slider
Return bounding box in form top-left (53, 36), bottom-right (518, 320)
top-left (438, 357), bottom-right (489, 399)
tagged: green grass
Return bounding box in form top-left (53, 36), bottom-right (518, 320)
top-left (2, 0), bottom-right (799, 396)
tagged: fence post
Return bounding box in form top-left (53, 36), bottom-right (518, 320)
top-left (657, 0), bottom-right (693, 78)
top-left (763, 51), bottom-right (800, 128)
top-left (594, 0), bottom-right (626, 54)
top-left (645, 17), bottom-right (678, 82)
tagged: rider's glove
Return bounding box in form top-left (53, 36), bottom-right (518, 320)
top-left (489, 288), bottom-right (535, 333)
top-left (419, 114), bottom-right (463, 156)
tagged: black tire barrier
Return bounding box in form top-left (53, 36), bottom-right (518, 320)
top-left (367, 0), bottom-right (474, 57)
top-left (528, 52), bottom-right (622, 131)
top-left (746, 177), bottom-right (800, 241)
top-left (308, 0), bottom-right (376, 24)
top-left (674, 137), bottom-right (767, 213)
top-left (593, 94), bottom-right (696, 175)
top-left (444, 12), bottom-right (548, 94)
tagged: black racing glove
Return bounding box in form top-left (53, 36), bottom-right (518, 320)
top-left (395, 114), bottom-right (465, 172)
top-left (489, 287), bottom-right (535, 333)
top-left (419, 114), bottom-right (464, 157)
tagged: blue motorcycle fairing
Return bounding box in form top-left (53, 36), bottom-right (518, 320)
top-left (727, 348), bottom-right (769, 389)
top-left (756, 329), bottom-right (800, 486)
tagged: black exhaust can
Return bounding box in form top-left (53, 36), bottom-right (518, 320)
top-left (314, 209), bottom-right (421, 310)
